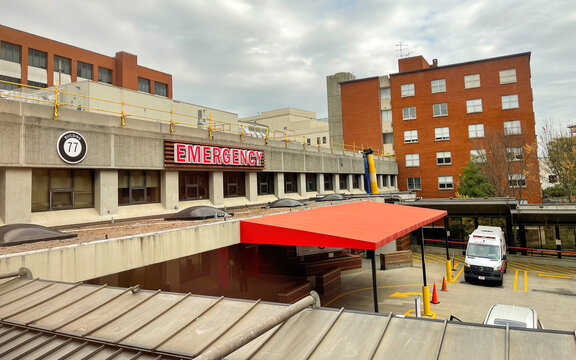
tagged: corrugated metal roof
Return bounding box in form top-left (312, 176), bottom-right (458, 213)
top-left (0, 275), bottom-right (574, 359)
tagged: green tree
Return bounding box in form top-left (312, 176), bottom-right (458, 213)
top-left (544, 136), bottom-right (576, 201)
top-left (457, 159), bottom-right (497, 198)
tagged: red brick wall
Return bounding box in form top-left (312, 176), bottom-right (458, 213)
top-left (398, 55), bottom-right (431, 72)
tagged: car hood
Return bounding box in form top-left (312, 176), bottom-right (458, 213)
top-left (465, 256), bottom-right (502, 267)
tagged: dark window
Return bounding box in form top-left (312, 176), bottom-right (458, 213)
top-left (284, 173), bottom-right (298, 193)
top-left (1, 41), bottom-right (21, 63)
top-left (0, 75), bottom-right (21, 90)
top-left (54, 55), bottom-right (71, 75)
top-left (32, 169), bottom-right (94, 211)
top-left (27, 80), bottom-right (46, 88)
top-left (154, 81), bottom-right (168, 97)
top-left (98, 67), bottom-right (113, 84)
top-left (306, 173), bottom-right (317, 192)
top-left (407, 177), bottom-right (421, 190)
top-left (548, 175), bottom-right (558, 184)
top-left (352, 174), bottom-right (360, 189)
top-left (257, 172), bottom-right (275, 195)
top-left (28, 48), bottom-right (47, 69)
top-left (339, 174), bottom-right (347, 190)
top-left (118, 170), bottom-right (160, 205)
top-left (179, 171), bottom-right (209, 200)
top-left (77, 61), bottom-right (93, 79)
top-left (324, 174), bottom-right (334, 191)
top-left (138, 77), bottom-right (151, 93)
top-left (224, 172), bottom-right (246, 197)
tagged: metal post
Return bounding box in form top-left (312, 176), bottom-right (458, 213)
top-left (367, 249), bottom-right (379, 313)
top-left (420, 228), bottom-right (427, 287)
top-left (444, 217), bottom-right (453, 282)
top-left (555, 225), bottom-right (562, 259)
top-left (420, 228), bottom-right (432, 316)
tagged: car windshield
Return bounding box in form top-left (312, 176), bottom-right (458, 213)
top-left (493, 318), bottom-right (527, 328)
top-left (467, 243), bottom-right (500, 259)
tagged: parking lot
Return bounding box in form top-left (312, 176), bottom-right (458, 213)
top-left (320, 250), bottom-right (576, 331)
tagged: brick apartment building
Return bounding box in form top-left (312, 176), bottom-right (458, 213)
top-left (333, 53), bottom-right (541, 203)
top-left (0, 25), bottom-right (172, 97)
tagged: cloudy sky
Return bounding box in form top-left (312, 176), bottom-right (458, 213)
top-left (2, 0), bottom-right (575, 131)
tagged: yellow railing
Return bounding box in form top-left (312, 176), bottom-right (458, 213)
top-left (0, 79), bottom-right (395, 160)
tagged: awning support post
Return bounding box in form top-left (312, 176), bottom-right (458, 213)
top-left (444, 217), bottom-right (453, 282)
top-left (367, 249), bottom-right (379, 313)
top-left (420, 228), bottom-right (432, 316)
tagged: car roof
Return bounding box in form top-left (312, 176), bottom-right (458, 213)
top-left (484, 304), bottom-right (537, 328)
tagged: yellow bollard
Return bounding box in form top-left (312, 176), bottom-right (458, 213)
top-left (422, 285), bottom-right (432, 316)
top-left (446, 260), bottom-right (453, 283)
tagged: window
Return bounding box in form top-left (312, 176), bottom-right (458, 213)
top-left (54, 55), bottom-right (71, 75)
top-left (431, 79), bottom-right (446, 93)
top-left (316, 137), bottom-right (321, 145)
top-left (470, 149), bottom-right (486, 161)
top-left (499, 69), bottom-right (517, 84)
top-left (402, 106), bottom-right (416, 120)
top-left (284, 172), bottom-right (298, 193)
top-left (306, 138), bottom-right (311, 145)
top-left (464, 74), bottom-right (480, 89)
top-left (179, 171), bottom-right (209, 200)
top-left (118, 170), bottom-right (160, 205)
top-left (322, 136), bottom-right (327, 144)
top-left (27, 80), bottom-right (46, 88)
top-left (339, 174), bottom-right (347, 190)
top-left (224, 172), bottom-right (246, 197)
top-left (404, 130), bottom-right (418, 143)
top-left (257, 172), bottom-right (275, 195)
top-left (324, 174), bottom-right (334, 191)
top-left (380, 87), bottom-right (391, 99)
top-left (407, 177), bottom-right (421, 190)
top-left (381, 110), bottom-right (392, 121)
top-left (468, 124), bottom-right (484, 138)
top-left (155, 81), bottom-right (168, 97)
top-left (466, 99), bottom-right (483, 113)
top-left (406, 153), bottom-right (420, 167)
top-left (138, 77), bottom-right (151, 93)
top-left (0, 75), bottom-right (20, 90)
top-left (436, 151), bottom-right (452, 165)
top-left (502, 94), bottom-right (519, 109)
top-left (1, 41), bottom-right (21, 63)
top-left (77, 61), bottom-right (93, 79)
top-left (28, 48), bottom-right (47, 69)
top-left (435, 127), bottom-right (450, 141)
top-left (32, 169), bottom-right (94, 211)
top-left (548, 174), bottom-right (558, 184)
top-left (306, 173), bottom-right (317, 192)
top-left (438, 176), bottom-right (454, 189)
top-left (352, 174), bottom-right (360, 189)
top-left (504, 120), bottom-right (522, 135)
top-left (506, 147), bottom-right (524, 161)
top-left (401, 83), bottom-right (415, 97)
top-left (508, 173), bottom-right (526, 188)
top-left (98, 67), bottom-right (113, 84)
top-left (433, 103), bottom-right (448, 117)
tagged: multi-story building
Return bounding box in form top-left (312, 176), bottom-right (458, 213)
top-left (0, 25), bottom-right (172, 97)
top-left (330, 52), bottom-right (541, 203)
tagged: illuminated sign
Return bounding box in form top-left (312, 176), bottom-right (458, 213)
top-left (164, 140), bottom-right (265, 169)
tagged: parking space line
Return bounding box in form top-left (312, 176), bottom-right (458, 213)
top-left (324, 283), bottom-right (421, 306)
top-left (538, 274), bottom-right (572, 279)
top-left (452, 264), bottom-right (464, 281)
top-left (513, 270), bottom-right (528, 292)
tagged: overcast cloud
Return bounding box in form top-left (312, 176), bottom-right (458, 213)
top-left (2, 0), bottom-right (575, 132)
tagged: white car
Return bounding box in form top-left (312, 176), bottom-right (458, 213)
top-left (483, 304), bottom-right (543, 329)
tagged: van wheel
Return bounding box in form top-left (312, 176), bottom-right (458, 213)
top-left (496, 279), bottom-right (503, 286)
top-left (464, 276), bottom-right (471, 283)
top-left (504, 264), bottom-right (507, 274)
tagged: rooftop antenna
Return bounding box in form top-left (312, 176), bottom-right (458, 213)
top-left (395, 42), bottom-right (412, 58)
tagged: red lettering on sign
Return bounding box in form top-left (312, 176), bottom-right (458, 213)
top-left (256, 151), bottom-right (263, 166)
top-left (188, 145), bottom-right (201, 163)
top-left (212, 147), bottom-right (222, 164)
top-left (175, 144), bottom-right (186, 163)
top-left (232, 149), bottom-right (240, 165)
top-left (240, 150), bottom-right (248, 165)
top-left (203, 146), bottom-right (211, 164)
top-left (248, 151), bottom-right (256, 165)
top-left (222, 148), bottom-right (231, 165)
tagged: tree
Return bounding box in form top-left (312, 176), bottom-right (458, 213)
top-left (539, 122), bottom-right (576, 202)
top-left (457, 159), bottom-right (496, 198)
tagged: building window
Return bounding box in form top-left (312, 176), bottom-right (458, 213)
top-left (352, 174), bottom-right (360, 189)
top-left (548, 174), bottom-right (558, 184)
top-left (138, 77), bottom-right (151, 93)
top-left (28, 48), bottom-right (47, 69)
top-left (306, 173), bottom-right (317, 192)
top-left (406, 153), bottom-right (420, 167)
top-left (407, 177), bottom-right (421, 190)
top-left (438, 176), bottom-right (454, 190)
top-left (401, 83), bottom-right (415, 97)
top-left (499, 68), bottom-right (517, 84)
top-left (324, 174), bottom-right (334, 191)
top-left (1, 41), bottom-right (21, 63)
top-left (179, 171), bottom-right (209, 201)
top-left (435, 127), bottom-right (450, 141)
top-left (436, 151), bottom-right (452, 165)
top-left (506, 147), bottom-right (524, 161)
top-left (155, 81), bottom-right (168, 97)
top-left (502, 94), bottom-right (519, 109)
top-left (468, 124), bottom-right (485, 138)
top-left (257, 172), bottom-right (275, 195)
top-left (32, 169), bottom-right (94, 211)
top-left (464, 74), bottom-right (480, 89)
top-left (402, 106), bottom-right (417, 120)
top-left (98, 67), bottom-right (113, 84)
top-left (466, 99), bottom-right (483, 113)
top-left (118, 170), bottom-right (160, 205)
top-left (339, 174), bottom-right (347, 190)
top-left (404, 130), bottom-right (418, 143)
top-left (470, 149), bottom-right (486, 161)
top-left (322, 136), bottom-right (327, 144)
top-left (54, 55), bottom-right (71, 75)
top-left (284, 172), bottom-right (298, 193)
top-left (77, 61), bottom-right (93, 79)
top-left (381, 110), bottom-right (392, 121)
top-left (433, 103), bottom-right (448, 117)
top-left (0, 75), bottom-right (20, 90)
top-left (504, 120), bottom-right (522, 135)
top-left (380, 87), bottom-right (391, 99)
top-left (508, 173), bottom-right (526, 188)
top-left (27, 80), bottom-right (46, 88)
top-left (431, 79), bottom-right (446, 93)
top-left (224, 172), bottom-right (246, 197)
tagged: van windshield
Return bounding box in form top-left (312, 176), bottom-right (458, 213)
top-left (467, 243), bottom-right (500, 259)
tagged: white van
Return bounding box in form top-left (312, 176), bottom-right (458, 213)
top-left (464, 226), bottom-right (507, 285)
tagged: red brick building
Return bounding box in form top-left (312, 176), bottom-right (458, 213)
top-left (0, 25), bottom-right (172, 97)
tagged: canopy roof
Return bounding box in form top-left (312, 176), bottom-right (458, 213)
top-left (241, 201), bottom-right (447, 250)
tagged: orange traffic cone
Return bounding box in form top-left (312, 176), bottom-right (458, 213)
top-left (431, 283), bottom-right (440, 304)
top-left (441, 276), bottom-right (448, 292)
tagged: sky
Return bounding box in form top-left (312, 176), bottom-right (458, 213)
top-left (2, 0), bottom-right (575, 132)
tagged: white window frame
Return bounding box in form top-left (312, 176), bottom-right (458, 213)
top-left (502, 94), bottom-right (519, 109)
top-left (438, 176), bottom-right (454, 190)
top-left (381, 110), bottom-right (392, 121)
top-left (470, 149), bottom-right (486, 161)
top-left (436, 151), bottom-right (452, 165)
top-left (466, 99), bottom-right (483, 113)
top-left (431, 79), bottom-right (446, 93)
top-left (402, 106), bottom-right (417, 120)
top-left (433, 103), bottom-right (448, 117)
top-left (404, 130), bottom-right (418, 143)
top-left (499, 68), bottom-right (517, 84)
top-left (406, 153), bottom-right (420, 167)
top-left (508, 173), bottom-right (526, 188)
top-left (464, 74), bottom-right (480, 89)
top-left (435, 127), bottom-right (450, 141)
top-left (380, 87), bottom-right (391, 99)
top-left (401, 83), bottom-right (415, 97)
top-left (468, 124), bottom-right (485, 138)
top-left (407, 177), bottom-right (422, 190)
top-left (504, 120), bottom-right (522, 135)
top-left (506, 147), bottom-right (524, 161)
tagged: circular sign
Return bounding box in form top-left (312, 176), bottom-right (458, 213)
top-left (57, 131), bottom-right (87, 164)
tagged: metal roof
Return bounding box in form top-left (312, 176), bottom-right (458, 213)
top-left (0, 274), bottom-right (575, 359)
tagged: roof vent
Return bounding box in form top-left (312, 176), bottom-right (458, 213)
top-left (0, 224), bottom-right (77, 246)
top-left (164, 206), bottom-right (233, 221)
top-left (317, 193), bottom-right (347, 202)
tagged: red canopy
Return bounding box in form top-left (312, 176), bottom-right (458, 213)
top-left (240, 201), bottom-right (447, 250)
